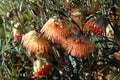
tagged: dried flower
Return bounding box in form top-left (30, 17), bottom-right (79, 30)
top-left (40, 17), bottom-right (70, 43)
top-left (62, 37), bottom-right (95, 58)
top-left (33, 57), bottom-right (52, 78)
top-left (22, 30), bottom-right (50, 54)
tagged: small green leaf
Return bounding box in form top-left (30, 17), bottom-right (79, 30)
top-left (114, 24), bottom-right (120, 41)
top-left (23, 12), bottom-right (31, 21)
top-left (0, 16), bottom-right (3, 36)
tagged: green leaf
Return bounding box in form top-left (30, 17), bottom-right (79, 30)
top-left (110, 72), bottom-right (120, 80)
top-left (0, 16), bottom-right (3, 36)
top-left (114, 24), bottom-right (120, 41)
top-left (23, 12), bottom-right (31, 21)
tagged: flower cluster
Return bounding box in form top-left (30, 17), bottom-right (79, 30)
top-left (20, 16), bottom-right (96, 78)
top-left (40, 17), bottom-right (95, 58)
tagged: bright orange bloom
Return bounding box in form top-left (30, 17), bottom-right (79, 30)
top-left (33, 58), bottom-right (52, 78)
top-left (62, 37), bottom-right (95, 58)
top-left (22, 30), bottom-right (50, 54)
top-left (40, 17), bottom-right (70, 43)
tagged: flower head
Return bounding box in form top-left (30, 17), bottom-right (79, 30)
top-left (22, 30), bottom-right (50, 54)
top-left (33, 57), bottom-right (52, 78)
top-left (62, 37), bottom-right (95, 58)
top-left (40, 17), bottom-right (70, 43)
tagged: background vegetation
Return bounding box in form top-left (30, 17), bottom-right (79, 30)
top-left (0, 0), bottom-right (120, 80)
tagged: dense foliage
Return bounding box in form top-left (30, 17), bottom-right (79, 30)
top-left (0, 0), bottom-right (120, 80)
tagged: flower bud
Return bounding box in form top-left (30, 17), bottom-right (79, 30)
top-left (33, 57), bottom-right (52, 78)
top-left (13, 22), bottom-right (24, 43)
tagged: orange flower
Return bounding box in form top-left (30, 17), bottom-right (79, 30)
top-left (40, 17), bottom-right (70, 43)
top-left (33, 58), bottom-right (52, 78)
top-left (62, 37), bottom-right (95, 58)
top-left (113, 52), bottom-right (120, 61)
top-left (22, 30), bottom-right (50, 54)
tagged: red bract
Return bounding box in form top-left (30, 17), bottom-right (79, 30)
top-left (33, 65), bottom-right (52, 78)
top-left (33, 57), bottom-right (52, 78)
top-left (14, 34), bottom-right (21, 41)
top-left (84, 21), bottom-right (104, 36)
